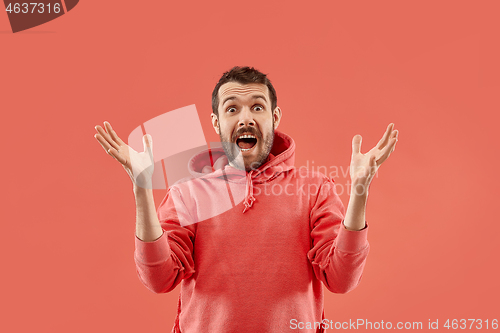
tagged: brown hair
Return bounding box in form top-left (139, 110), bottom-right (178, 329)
top-left (211, 66), bottom-right (277, 117)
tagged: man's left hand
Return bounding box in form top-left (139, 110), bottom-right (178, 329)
top-left (349, 123), bottom-right (399, 195)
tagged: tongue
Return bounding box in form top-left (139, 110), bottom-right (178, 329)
top-left (238, 140), bottom-right (255, 149)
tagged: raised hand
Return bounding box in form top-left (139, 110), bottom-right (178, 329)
top-left (94, 121), bottom-right (155, 189)
top-left (349, 123), bottom-right (398, 195)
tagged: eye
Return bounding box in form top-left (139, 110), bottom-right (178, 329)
top-left (254, 105), bottom-right (264, 111)
top-left (227, 106), bottom-right (237, 113)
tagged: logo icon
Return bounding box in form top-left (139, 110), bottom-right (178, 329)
top-left (127, 104), bottom-right (208, 190)
top-left (127, 105), bottom-right (247, 224)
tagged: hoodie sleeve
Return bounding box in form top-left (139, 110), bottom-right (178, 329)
top-left (307, 177), bottom-right (370, 294)
top-left (134, 186), bottom-right (196, 294)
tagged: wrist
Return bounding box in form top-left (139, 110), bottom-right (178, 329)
top-left (133, 184), bottom-right (153, 197)
top-left (350, 180), bottom-right (370, 198)
top-left (343, 220), bottom-right (366, 231)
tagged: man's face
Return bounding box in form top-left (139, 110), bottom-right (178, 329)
top-left (211, 82), bottom-right (282, 172)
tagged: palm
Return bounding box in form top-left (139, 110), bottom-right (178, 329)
top-left (121, 144), bottom-right (155, 188)
top-left (94, 121), bottom-right (155, 189)
top-left (350, 123), bottom-right (398, 186)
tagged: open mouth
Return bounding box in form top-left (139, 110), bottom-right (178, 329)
top-left (236, 134), bottom-right (257, 152)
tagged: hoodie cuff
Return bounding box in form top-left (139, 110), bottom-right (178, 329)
top-left (335, 221), bottom-right (369, 253)
top-left (134, 230), bottom-right (171, 264)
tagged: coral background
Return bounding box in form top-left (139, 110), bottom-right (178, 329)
top-left (1, 1), bottom-right (498, 331)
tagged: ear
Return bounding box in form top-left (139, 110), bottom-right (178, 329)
top-left (272, 106), bottom-right (282, 130)
top-left (211, 113), bottom-right (220, 134)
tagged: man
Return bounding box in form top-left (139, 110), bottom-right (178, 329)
top-left (94, 66), bottom-right (398, 332)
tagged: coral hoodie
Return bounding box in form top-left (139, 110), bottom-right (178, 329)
top-left (134, 131), bottom-right (370, 333)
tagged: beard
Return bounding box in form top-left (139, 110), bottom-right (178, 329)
top-left (218, 122), bottom-right (275, 172)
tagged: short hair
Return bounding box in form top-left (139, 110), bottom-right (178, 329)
top-left (211, 66), bottom-right (278, 117)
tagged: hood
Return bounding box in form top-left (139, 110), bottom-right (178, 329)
top-left (186, 130), bottom-right (296, 213)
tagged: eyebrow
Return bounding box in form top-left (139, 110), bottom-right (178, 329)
top-left (222, 94), bottom-right (268, 107)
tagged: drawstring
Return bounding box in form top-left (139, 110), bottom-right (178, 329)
top-left (242, 171), bottom-right (256, 213)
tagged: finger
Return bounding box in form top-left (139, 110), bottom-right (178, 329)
top-left (94, 132), bottom-right (128, 164)
top-left (386, 130), bottom-right (398, 150)
top-left (95, 125), bottom-right (121, 151)
top-left (392, 129), bottom-right (399, 139)
top-left (108, 146), bottom-right (128, 165)
top-left (95, 133), bottom-right (127, 163)
top-left (142, 134), bottom-right (153, 151)
top-left (94, 133), bottom-right (114, 155)
top-left (376, 137), bottom-right (397, 165)
top-left (104, 121), bottom-right (126, 146)
top-left (143, 134), bottom-right (154, 162)
top-left (376, 123), bottom-right (394, 150)
top-left (352, 134), bottom-right (362, 155)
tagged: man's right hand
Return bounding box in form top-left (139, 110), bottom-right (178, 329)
top-left (94, 121), bottom-right (155, 189)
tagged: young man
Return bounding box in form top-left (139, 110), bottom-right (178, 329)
top-left (94, 66), bottom-right (398, 332)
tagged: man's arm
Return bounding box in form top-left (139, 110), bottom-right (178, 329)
top-left (134, 186), bottom-right (163, 241)
top-left (134, 186), bottom-right (196, 294)
top-left (345, 122), bottom-right (399, 231)
top-left (93, 121), bottom-right (194, 294)
top-left (343, 189), bottom-right (368, 231)
top-left (308, 123), bottom-right (398, 293)
top-left (308, 178), bottom-right (370, 294)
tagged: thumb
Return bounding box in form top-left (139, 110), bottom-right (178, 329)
top-left (352, 134), bottom-right (362, 155)
top-left (143, 134), bottom-right (153, 156)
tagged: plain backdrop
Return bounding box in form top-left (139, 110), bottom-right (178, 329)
top-left (1, 1), bottom-right (499, 332)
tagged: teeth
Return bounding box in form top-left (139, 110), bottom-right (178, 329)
top-left (238, 134), bottom-right (256, 139)
top-left (236, 134), bottom-right (256, 152)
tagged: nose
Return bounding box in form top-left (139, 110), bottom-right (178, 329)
top-left (238, 107), bottom-right (255, 128)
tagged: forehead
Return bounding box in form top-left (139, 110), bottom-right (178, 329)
top-left (218, 82), bottom-right (270, 107)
